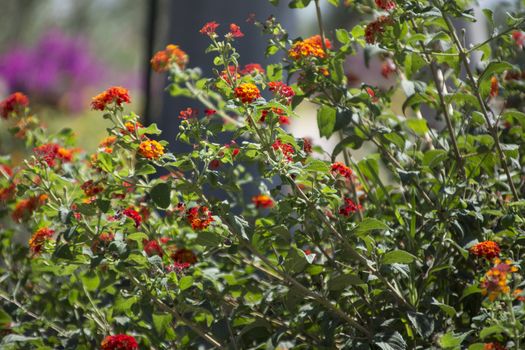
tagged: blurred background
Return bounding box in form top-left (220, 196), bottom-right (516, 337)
top-left (0, 0), bottom-right (506, 156)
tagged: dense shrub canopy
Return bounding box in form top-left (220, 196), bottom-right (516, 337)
top-left (1, 0), bottom-right (525, 349)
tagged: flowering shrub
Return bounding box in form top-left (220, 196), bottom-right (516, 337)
top-left (1, 0), bottom-right (525, 349)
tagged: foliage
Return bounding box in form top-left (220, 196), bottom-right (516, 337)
top-left (1, 0), bottom-right (525, 349)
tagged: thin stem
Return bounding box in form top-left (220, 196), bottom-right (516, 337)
top-left (440, 10), bottom-right (520, 199)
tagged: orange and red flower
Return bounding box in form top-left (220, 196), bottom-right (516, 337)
top-left (200, 21), bottom-right (220, 37)
top-left (123, 207), bottom-right (142, 228)
top-left (481, 258), bottom-right (519, 301)
top-left (512, 31), bottom-right (525, 49)
top-left (0, 92), bottom-right (29, 119)
top-left (171, 248), bottom-right (198, 265)
top-left (483, 342), bottom-right (506, 350)
top-left (151, 44), bottom-right (188, 72)
top-left (138, 140), bottom-right (165, 159)
top-left (91, 86), bottom-right (131, 111)
top-left (470, 241), bottom-right (500, 260)
top-left (101, 334), bottom-right (138, 350)
top-left (179, 107), bottom-right (198, 120)
top-left (490, 76), bottom-right (499, 98)
top-left (331, 162), bottom-right (353, 179)
top-left (268, 81), bottom-right (295, 104)
top-left (240, 63), bottom-right (265, 75)
top-left (288, 35), bottom-right (331, 60)
top-left (272, 139), bottom-right (295, 162)
top-left (186, 206), bottom-right (213, 230)
top-left (339, 197), bottom-right (362, 216)
top-left (234, 83), bottom-right (261, 103)
top-left (252, 194), bottom-right (274, 209)
top-left (81, 180), bottom-right (103, 197)
top-left (143, 239), bottom-right (164, 257)
top-left (229, 23), bottom-right (244, 38)
top-left (29, 227), bottom-right (54, 255)
top-left (12, 194), bottom-right (47, 222)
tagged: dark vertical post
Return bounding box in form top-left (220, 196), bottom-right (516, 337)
top-left (143, 0), bottom-right (159, 125)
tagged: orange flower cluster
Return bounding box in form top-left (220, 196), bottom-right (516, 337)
top-left (234, 83), bottom-right (261, 103)
top-left (484, 342), bottom-right (507, 350)
top-left (99, 136), bottom-right (117, 153)
top-left (187, 206), bottom-right (213, 230)
top-left (138, 140), bottom-right (165, 159)
top-left (12, 194), bottom-right (48, 222)
top-left (0, 92), bottom-right (29, 119)
top-left (91, 86), bottom-right (131, 111)
top-left (288, 35), bottom-right (331, 60)
top-left (252, 194), bottom-right (274, 209)
top-left (481, 259), bottom-right (519, 301)
top-left (331, 162), bottom-right (353, 179)
top-left (124, 121), bottom-right (143, 135)
top-left (29, 227), bottom-right (54, 255)
top-left (470, 241), bottom-right (500, 260)
top-left (150, 44), bottom-right (189, 72)
top-left (101, 334), bottom-right (138, 350)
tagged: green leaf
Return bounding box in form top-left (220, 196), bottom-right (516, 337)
top-left (138, 123), bottom-right (161, 136)
top-left (355, 218), bottom-right (390, 235)
top-left (336, 29), bottom-right (350, 44)
top-left (432, 299), bottom-right (456, 317)
top-left (135, 162), bottom-right (157, 176)
top-left (327, 0), bottom-right (340, 6)
top-left (480, 325), bottom-right (505, 340)
top-left (423, 149), bottom-right (448, 168)
top-left (126, 232), bottom-right (149, 242)
top-left (317, 105), bottom-right (337, 138)
top-left (153, 313), bottom-right (172, 336)
top-left (479, 61), bottom-right (514, 85)
top-left (284, 248), bottom-right (308, 274)
top-left (438, 332), bottom-right (470, 349)
top-left (381, 250), bottom-right (416, 265)
top-left (81, 272), bottom-right (100, 291)
top-left (179, 276), bottom-right (194, 291)
top-left (304, 159), bottom-right (330, 172)
top-left (150, 182), bottom-right (171, 209)
top-left (288, 0), bottom-right (312, 8)
top-left (328, 274), bottom-right (364, 290)
top-left (373, 331), bottom-right (407, 350)
top-left (406, 119), bottom-right (429, 136)
top-left (407, 311), bottom-right (434, 338)
top-left (97, 152), bottom-right (114, 173)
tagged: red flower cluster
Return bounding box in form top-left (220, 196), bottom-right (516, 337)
top-left (288, 35), bottom-right (331, 60)
top-left (512, 31), bottom-right (525, 49)
top-left (375, 0), bottom-right (396, 10)
top-left (381, 60), bottom-right (396, 78)
top-left (260, 107), bottom-right (289, 125)
top-left (29, 227), bottom-right (54, 255)
top-left (240, 63), bottom-right (265, 75)
top-left (365, 16), bottom-right (392, 44)
top-left (81, 180), bottom-right (103, 197)
top-left (186, 206), bottom-right (213, 230)
top-left (252, 194), bottom-right (274, 209)
top-left (470, 241), bottom-right (500, 260)
top-left (179, 107), bottom-right (198, 120)
top-left (200, 21), bottom-right (220, 37)
top-left (0, 183), bottom-right (16, 202)
top-left (484, 342), bottom-right (507, 350)
top-left (171, 248), bottom-right (198, 265)
top-left (205, 109), bottom-right (216, 116)
top-left (331, 162), bottom-right (352, 179)
top-left (91, 86), bottom-right (131, 111)
top-left (229, 23), bottom-right (244, 38)
top-left (303, 138), bottom-right (313, 154)
top-left (101, 334), bottom-right (138, 350)
top-left (268, 81), bottom-right (295, 104)
top-left (150, 44), bottom-right (188, 72)
top-left (339, 197), bottom-right (362, 216)
top-left (12, 194), bottom-right (48, 222)
top-left (33, 143), bottom-right (73, 167)
top-left (272, 139), bottom-right (295, 162)
top-left (123, 207), bottom-right (142, 228)
top-left (143, 239), bottom-right (164, 257)
top-left (234, 83), bottom-right (261, 103)
top-left (1, 92), bottom-right (29, 119)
